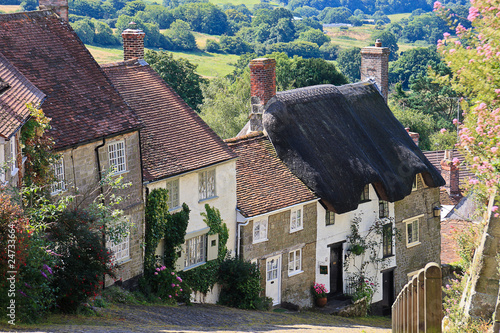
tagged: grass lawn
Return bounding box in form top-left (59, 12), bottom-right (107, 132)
top-left (387, 13), bottom-right (411, 23)
top-left (86, 44), bottom-right (238, 78)
top-left (0, 5), bottom-right (20, 13)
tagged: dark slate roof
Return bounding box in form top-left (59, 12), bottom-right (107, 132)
top-left (225, 132), bottom-right (317, 217)
top-left (102, 59), bottom-right (237, 182)
top-left (0, 52), bottom-right (45, 139)
top-left (423, 149), bottom-right (475, 188)
top-left (0, 11), bottom-right (141, 149)
top-left (263, 81), bottom-right (445, 214)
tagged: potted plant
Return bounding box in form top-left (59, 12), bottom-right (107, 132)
top-left (311, 283), bottom-right (328, 307)
top-left (350, 244), bottom-right (365, 255)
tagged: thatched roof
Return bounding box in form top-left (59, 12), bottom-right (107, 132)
top-left (263, 81), bottom-right (445, 214)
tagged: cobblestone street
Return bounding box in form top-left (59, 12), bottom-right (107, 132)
top-left (1, 303), bottom-right (391, 333)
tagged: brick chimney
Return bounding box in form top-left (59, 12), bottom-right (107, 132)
top-left (122, 22), bottom-right (145, 61)
top-left (39, 0), bottom-right (68, 21)
top-left (440, 150), bottom-right (461, 197)
top-left (405, 128), bottom-right (420, 146)
top-left (249, 58), bottom-right (276, 132)
top-left (361, 39), bottom-right (390, 101)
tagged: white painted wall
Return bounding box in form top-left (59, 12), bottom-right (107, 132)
top-left (315, 185), bottom-right (396, 303)
top-left (146, 159), bottom-right (237, 303)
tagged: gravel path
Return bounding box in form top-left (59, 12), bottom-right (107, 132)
top-left (1, 303), bottom-right (392, 333)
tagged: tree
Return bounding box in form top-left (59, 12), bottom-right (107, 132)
top-left (93, 20), bottom-right (119, 45)
top-left (319, 42), bottom-right (340, 60)
top-left (266, 41), bottom-right (320, 59)
top-left (163, 19), bottom-right (197, 51)
top-left (318, 7), bottom-right (353, 24)
top-left (172, 2), bottom-right (228, 35)
top-left (337, 47), bottom-right (361, 83)
top-left (144, 50), bottom-right (206, 111)
top-left (71, 19), bottom-right (95, 44)
top-left (298, 28), bottom-right (331, 47)
top-left (20, 0), bottom-right (37, 11)
top-left (219, 35), bottom-right (252, 55)
top-left (372, 30), bottom-right (399, 61)
top-left (119, 0), bottom-right (146, 16)
top-left (389, 46), bottom-right (442, 89)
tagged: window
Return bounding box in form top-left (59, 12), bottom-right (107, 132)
top-left (382, 223), bottom-right (393, 257)
top-left (108, 233), bottom-right (130, 263)
top-left (51, 158), bottom-right (66, 194)
top-left (406, 217), bottom-right (421, 247)
top-left (288, 249), bottom-right (302, 276)
top-left (9, 138), bottom-right (18, 176)
top-left (326, 210), bottom-right (335, 226)
top-left (290, 208), bottom-right (303, 232)
top-left (253, 219), bottom-right (268, 243)
top-left (412, 175), bottom-right (418, 191)
top-left (184, 234), bottom-right (206, 268)
top-left (166, 178), bottom-right (180, 209)
top-left (360, 184), bottom-right (370, 202)
top-left (199, 169), bottom-right (216, 200)
top-left (108, 140), bottom-right (126, 174)
top-left (379, 200), bottom-right (389, 218)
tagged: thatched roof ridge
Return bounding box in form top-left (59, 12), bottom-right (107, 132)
top-left (263, 81), bottom-right (445, 214)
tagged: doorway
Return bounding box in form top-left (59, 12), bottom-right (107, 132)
top-left (382, 269), bottom-right (395, 316)
top-left (329, 243), bottom-right (343, 296)
top-left (265, 255), bottom-right (281, 305)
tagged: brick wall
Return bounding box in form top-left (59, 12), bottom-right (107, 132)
top-left (393, 175), bottom-right (441, 294)
top-left (39, 0), bottom-right (69, 21)
top-left (360, 44), bottom-right (390, 101)
top-left (249, 58), bottom-right (276, 132)
top-left (241, 202), bottom-right (317, 308)
top-left (441, 159), bottom-right (460, 197)
top-left (122, 28), bottom-right (145, 61)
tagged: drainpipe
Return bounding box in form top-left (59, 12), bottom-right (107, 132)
top-left (95, 137), bottom-right (106, 289)
top-left (236, 210), bottom-right (250, 259)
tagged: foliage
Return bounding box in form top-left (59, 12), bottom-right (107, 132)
top-left (429, 129), bottom-right (457, 150)
top-left (372, 30), bottom-right (399, 61)
top-left (163, 19), bottom-right (197, 51)
top-left (337, 47), bottom-right (361, 83)
top-left (163, 203), bottom-right (190, 269)
top-left (298, 28), bottom-right (331, 47)
top-left (400, 13), bottom-right (450, 45)
top-left (49, 208), bottom-right (116, 313)
top-left (311, 282), bottom-right (328, 299)
top-left (435, 0), bottom-right (500, 200)
top-left (71, 19), bottom-right (96, 44)
top-left (149, 265), bottom-right (191, 304)
top-left (205, 39), bottom-right (222, 53)
top-left (20, 104), bottom-right (59, 189)
top-left (144, 49), bottom-right (207, 111)
top-left (20, 0), bottom-right (37, 11)
top-left (217, 257), bottom-right (271, 310)
top-left (451, 223), bottom-right (482, 272)
top-left (200, 73), bottom-right (250, 139)
top-left (319, 42), bottom-right (340, 60)
top-left (219, 35), bottom-right (253, 55)
top-left (265, 41), bottom-right (320, 59)
top-left (389, 46), bottom-right (442, 89)
top-left (172, 2), bottom-right (228, 35)
top-left (318, 7), bottom-right (352, 24)
top-left (144, 188), bottom-right (169, 274)
top-left (349, 275), bottom-right (376, 305)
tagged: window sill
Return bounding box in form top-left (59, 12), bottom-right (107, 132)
top-left (253, 238), bottom-right (268, 245)
top-left (50, 189), bottom-right (67, 196)
top-left (113, 257), bottom-right (132, 266)
top-left (406, 241), bottom-right (421, 249)
top-left (183, 261), bottom-right (206, 271)
top-left (290, 227), bottom-right (303, 234)
top-left (383, 254), bottom-right (395, 259)
top-left (168, 206), bottom-right (182, 212)
top-left (288, 270), bottom-right (303, 277)
top-left (198, 195), bottom-right (218, 203)
top-left (110, 170), bottom-right (129, 177)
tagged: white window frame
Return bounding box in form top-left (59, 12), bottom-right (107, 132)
top-left (50, 157), bottom-right (66, 195)
top-left (288, 248), bottom-right (302, 276)
top-left (412, 174), bottom-right (418, 191)
top-left (198, 168), bottom-right (216, 201)
top-left (108, 233), bottom-right (130, 264)
top-left (9, 138), bottom-right (18, 176)
top-left (166, 178), bottom-right (180, 210)
top-left (290, 208), bottom-right (303, 233)
top-left (253, 218), bottom-right (268, 244)
top-left (108, 140), bottom-right (127, 175)
top-left (184, 234), bottom-right (206, 269)
top-left (404, 214), bottom-right (423, 248)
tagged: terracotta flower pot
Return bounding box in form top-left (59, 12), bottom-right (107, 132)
top-left (315, 297), bottom-right (327, 307)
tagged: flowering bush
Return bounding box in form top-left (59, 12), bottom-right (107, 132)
top-left (311, 283), bottom-right (328, 299)
top-left (150, 265), bottom-right (191, 304)
top-left (349, 275), bottom-right (376, 306)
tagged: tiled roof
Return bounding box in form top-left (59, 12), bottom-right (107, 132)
top-left (0, 11), bottom-right (141, 149)
top-left (102, 59), bottom-right (237, 182)
top-left (423, 149), bottom-right (475, 188)
top-left (0, 52), bottom-right (45, 139)
top-left (225, 132), bottom-right (317, 218)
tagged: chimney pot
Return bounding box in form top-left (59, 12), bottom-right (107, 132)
top-left (375, 39), bottom-right (382, 47)
top-left (248, 58), bottom-right (276, 133)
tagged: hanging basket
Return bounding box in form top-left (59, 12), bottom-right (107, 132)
top-left (350, 244), bottom-right (365, 256)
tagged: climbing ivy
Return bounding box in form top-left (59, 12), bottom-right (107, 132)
top-left (144, 188), bottom-right (169, 275)
top-left (163, 203), bottom-right (190, 269)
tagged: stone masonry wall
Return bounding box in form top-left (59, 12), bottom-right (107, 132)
top-left (241, 202), bottom-right (317, 308)
top-left (58, 131), bottom-right (144, 288)
top-left (360, 46), bottom-right (390, 101)
top-left (393, 174), bottom-right (441, 294)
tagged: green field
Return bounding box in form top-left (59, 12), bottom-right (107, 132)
top-left (387, 13), bottom-right (412, 23)
top-left (87, 44), bottom-right (239, 78)
top-left (0, 5), bottom-right (20, 13)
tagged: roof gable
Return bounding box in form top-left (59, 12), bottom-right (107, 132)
top-left (225, 132), bottom-right (317, 217)
top-left (0, 11), bottom-right (141, 149)
top-left (263, 81), bottom-right (445, 214)
top-left (0, 51), bottom-right (45, 139)
top-left (102, 59), bottom-right (237, 181)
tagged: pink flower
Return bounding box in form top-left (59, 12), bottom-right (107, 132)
top-left (440, 128), bottom-right (447, 134)
top-left (180, 289), bottom-right (183, 292)
top-left (171, 283), bottom-right (176, 287)
top-left (443, 32), bottom-right (451, 38)
top-left (171, 272), bottom-right (175, 275)
top-left (169, 295), bottom-right (172, 298)
top-left (452, 157), bottom-right (460, 165)
top-left (154, 272), bottom-right (158, 275)
top-left (491, 147), bottom-right (498, 153)
top-left (492, 206), bottom-right (498, 212)
top-left (453, 118), bottom-right (459, 125)
top-left (433, 1), bottom-right (442, 9)
top-left (177, 276), bottom-right (183, 282)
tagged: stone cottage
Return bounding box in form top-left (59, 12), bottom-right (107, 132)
top-left (102, 27), bottom-right (238, 303)
top-left (234, 49), bottom-right (444, 312)
top-left (0, 10), bottom-right (145, 287)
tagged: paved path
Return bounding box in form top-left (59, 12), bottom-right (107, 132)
top-left (1, 303), bottom-right (392, 333)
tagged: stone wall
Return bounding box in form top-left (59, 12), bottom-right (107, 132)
top-left (360, 45), bottom-right (390, 101)
top-left (241, 202), bottom-right (317, 308)
top-left (58, 131), bottom-right (145, 287)
top-left (393, 174), bottom-right (441, 294)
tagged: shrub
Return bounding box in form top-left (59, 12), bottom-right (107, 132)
top-left (205, 39), bottom-right (222, 53)
top-left (218, 257), bottom-right (270, 310)
top-left (149, 265), bottom-right (191, 304)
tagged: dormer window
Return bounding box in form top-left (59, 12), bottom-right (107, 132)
top-left (360, 184), bottom-right (370, 202)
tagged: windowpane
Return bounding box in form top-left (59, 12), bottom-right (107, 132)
top-left (407, 219), bottom-right (420, 245)
top-left (51, 158), bottom-right (66, 194)
top-left (166, 178), bottom-right (180, 209)
top-left (288, 249), bottom-right (302, 275)
top-left (290, 209), bottom-right (303, 232)
top-left (199, 169), bottom-right (216, 200)
top-left (108, 233), bottom-right (130, 263)
top-left (379, 200), bottom-right (389, 218)
top-left (185, 234), bottom-right (206, 268)
top-left (360, 184), bottom-right (370, 202)
top-left (326, 211), bottom-right (335, 226)
top-left (108, 140), bottom-right (126, 174)
top-left (253, 219), bottom-right (268, 243)
top-left (383, 223), bottom-right (393, 257)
